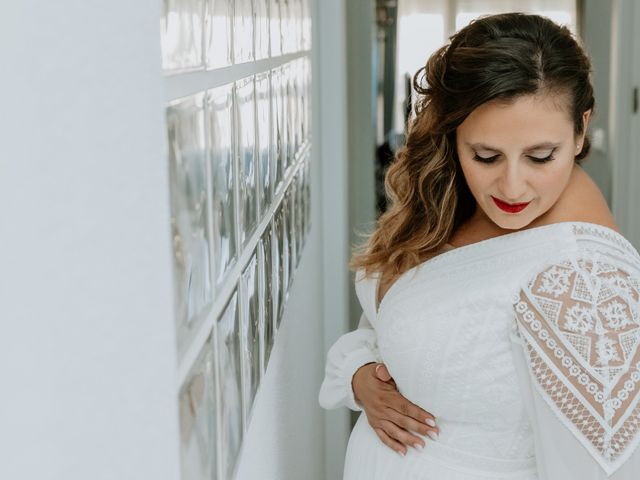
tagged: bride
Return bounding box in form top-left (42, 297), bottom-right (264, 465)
top-left (319, 12), bottom-right (640, 479)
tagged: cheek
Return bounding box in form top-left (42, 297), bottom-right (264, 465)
top-left (458, 157), bottom-right (474, 183)
top-left (532, 163), bottom-right (574, 198)
top-left (459, 160), bottom-right (489, 192)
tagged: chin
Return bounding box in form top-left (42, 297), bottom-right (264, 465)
top-left (490, 211), bottom-right (535, 231)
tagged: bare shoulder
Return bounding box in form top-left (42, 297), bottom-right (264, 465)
top-left (543, 164), bottom-right (620, 232)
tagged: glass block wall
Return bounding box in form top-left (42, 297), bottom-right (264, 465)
top-left (160, 1), bottom-right (312, 478)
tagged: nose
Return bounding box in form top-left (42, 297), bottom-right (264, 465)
top-left (499, 159), bottom-right (528, 202)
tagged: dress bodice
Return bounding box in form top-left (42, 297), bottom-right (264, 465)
top-left (355, 223), bottom-right (578, 465)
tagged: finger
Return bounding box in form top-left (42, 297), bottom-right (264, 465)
top-left (375, 363), bottom-right (392, 382)
top-left (383, 406), bottom-right (439, 437)
top-left (378, 419), bottom-right (426, 451)
top-left (388, 393), bottom-right (438, 427)
top-left (374, 377), bottom-right (399, 392)
top-left (373, 427), bottom-right (408, 456)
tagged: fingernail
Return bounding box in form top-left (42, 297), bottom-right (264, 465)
top-left (426, 430), bottom-right (439, 441)
top-left (413, 442), bottom-right (424, 450)
top-left (397, 449), bottom-right (406, 457)
top-left (425, 418), bottom-right (436, 427)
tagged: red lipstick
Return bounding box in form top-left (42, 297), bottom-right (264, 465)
top-left (491, 196), bottom-right (530, 213)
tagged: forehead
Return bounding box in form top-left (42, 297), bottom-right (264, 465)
top-left (456, 93), bottom-right (574, 143)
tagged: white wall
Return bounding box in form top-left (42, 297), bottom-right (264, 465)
top-left (346, 2), bottom-right (377, 329)
top-left (0, 1), bottom-right (179, 479)
top-left (315, 1), bottom-right (353, 479)
top-left (0, 1), bottom-right (332, 479)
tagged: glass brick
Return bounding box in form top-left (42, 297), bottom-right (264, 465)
top-left (217, 290), bottom-right (242, 480)
top-left (302, 57), bottom-right (312, 142)
top-left (256, 73), bottom-right (272, 216)
top-left (205, 0), bottom-right (233, 68)
top-left (241, 253), bottom-right (260, 424)
top-left (304, 155), bottom-right (311, 236)
top-left (271, 68), bottom-right (285, 195)
top-left (234, 0), bottom-right (255, 63)
top-left (280, 0), bottom-right (293, 54)
top-left (167, 93), bottom-right (212, 350)
top-left (178, 338), bottom-right (216, 480)
top-left (283, 64), bottom-right (293, 172)
top-left (278, 203), bottom-right (289, 326)
top-left (288, 183), bottom-right (297, 275)
top-left (259, 227), bottom-right (275, 367)
top-left (206, 84), bottom-right (236, 290)
top-left (269, 0), bottom-right (282, 56)
top-left (236, 77), bottom-right (258, 246)
top-left (290, 0), bottom-right (302, 53)
top-left (301, 0), bottom-right (312, 50)
top-left (295, 168), bottom-right (304, 264)
top-left (161, 0), bottom-right (205, 73)
top-left (294, 59), bottom-right (304, 152)
top-left (255, 0), bottom-right (270, 59)
top-left (270, 217), bottom-right (281, 335)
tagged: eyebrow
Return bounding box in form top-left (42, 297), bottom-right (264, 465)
top-left (466, 141), bottom-right (562, 152)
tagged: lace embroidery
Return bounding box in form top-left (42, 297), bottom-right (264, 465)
top-left (573, 223), bottom-right (640, 261)
top-left (513, 249), bottom-right (640, 474)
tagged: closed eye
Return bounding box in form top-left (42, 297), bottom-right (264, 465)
top-left (473, 154), bottom-right (499, 163)
top-left (473, 152), bottom-right (556, 164)
top-left (527, 153), bottom-right (555, 163)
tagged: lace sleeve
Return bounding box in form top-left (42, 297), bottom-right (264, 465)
top-left (512, 249), bottom-right (640, 476)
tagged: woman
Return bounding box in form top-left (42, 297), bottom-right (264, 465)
top-left (319, 12), bottom-right (640, 479)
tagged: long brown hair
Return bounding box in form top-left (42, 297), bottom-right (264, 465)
top-left (350, 12), bottom-right (595, 280)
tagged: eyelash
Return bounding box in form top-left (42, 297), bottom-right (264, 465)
top-left (473, 153), bottom-right (556, 164)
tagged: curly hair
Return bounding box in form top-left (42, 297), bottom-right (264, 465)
top-left (350, 12), bottom-right (595, 281)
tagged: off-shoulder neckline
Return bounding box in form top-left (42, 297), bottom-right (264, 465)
top-left (369, 221), bottom-right (630, 316)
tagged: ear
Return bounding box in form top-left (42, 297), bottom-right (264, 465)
top-left (582, 109), bottom-right (592, 131)
top-left (577, 109), bottom-right (592, 147)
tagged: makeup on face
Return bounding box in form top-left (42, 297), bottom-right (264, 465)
top-left (468, 142), bottom-right (561, 165)
top-left (455, 94), bottom-right (587, 229)
top-left (491, 196), bottom-right (531, 214)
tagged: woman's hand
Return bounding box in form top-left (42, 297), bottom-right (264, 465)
top-left (352, 362), bottom-right (439, 456)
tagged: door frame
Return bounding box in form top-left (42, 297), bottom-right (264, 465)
top-left (610, 0), bottom-right (640, 247)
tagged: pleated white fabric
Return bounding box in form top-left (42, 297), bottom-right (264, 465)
top-left (319, 222), bottom-right (640, 479)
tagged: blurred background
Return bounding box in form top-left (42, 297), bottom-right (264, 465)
top-left (1, 1), bottom-right (638, 479)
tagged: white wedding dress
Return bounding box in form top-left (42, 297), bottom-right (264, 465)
top-left (319, 222), bottom-right (640, 479)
